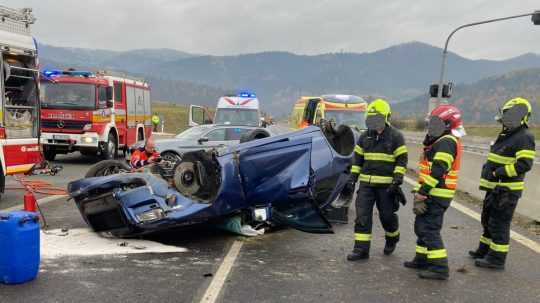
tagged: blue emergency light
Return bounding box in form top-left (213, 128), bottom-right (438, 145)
top-left (41, 69), bottom-right (61, 77)
top-left (237, 90), bottom-right (256, 98)
top-left (41, 69), bottom-right (94, 78)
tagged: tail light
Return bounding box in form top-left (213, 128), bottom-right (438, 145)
top-left (0, 127), bottom-right (6, 139)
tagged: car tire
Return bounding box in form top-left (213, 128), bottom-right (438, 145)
top-left (239, 129), bottom-right (271, 143)
top-left (100, 133), bottom-right (118, 160)
top-left (85, 160), bottom-right (131, 178)
top-left (161, 151), bottom-right (181, 163)
top-left (43, 147), bottom-right (56, 161)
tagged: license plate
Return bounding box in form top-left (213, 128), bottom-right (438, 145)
top-left (53, 135), bottom-right (69, 140)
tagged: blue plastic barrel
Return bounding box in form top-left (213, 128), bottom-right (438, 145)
top-left (0, 211), bottom-right (40, 284)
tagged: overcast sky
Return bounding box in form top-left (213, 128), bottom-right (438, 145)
top-left (4, 0), bottom-right (540, 59)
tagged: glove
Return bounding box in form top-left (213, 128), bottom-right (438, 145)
top-left (413, 193), bottom-right (428, 215)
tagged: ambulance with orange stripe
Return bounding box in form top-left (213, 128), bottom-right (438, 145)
top-left (39, 70), bottom-right (151, 160)
top-left (0, 6), bottom-right (44, 193)
top-left (289, 94), bottom-right (367, 130)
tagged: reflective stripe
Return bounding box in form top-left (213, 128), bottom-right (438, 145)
top-left (416, 245), bottom-right (428, 254)
top-left (358, 174), bottom-right (393, 184)
top-left (393, 145), bottom-right (408, 157)
top-left (354, 145), bottom-right (364, 155)
top-left (385, 230), bottom-right (400, 237)
top-left (355, 233), bottom-right (372, 241)
top-left (440, 135), bottom-right (458, 144)
top-left (480, 236), bottom-right (491, 245)
top-left (487, 153), bottom-right (515, 165)
top-left (351, 165), bottom-right (361, 174)
top-left (429, 188), bottom-right (455, 198)
top-left (433, 152), bottom-right (454, 169)
top-left (364, 153), bottom-right (395, 162)
top-left (516, 149), bottom-right (536, 160)
top-left (504, 164), bottom-right (517, 177)
top-left (394, 166), bottom-right (406, 175)
top-left (490, 242), bottom-right (509, 253)
top-left (479, 178), bottom-right (524, 191)
top-left (422, 175), bottom-right (439, 187)
top-left (427, 249), bottom-right (447, 259)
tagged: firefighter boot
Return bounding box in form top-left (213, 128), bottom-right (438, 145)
top-left (418, 269), bottom-right (449, 280)
top-left (468, 249), bottom-right (487, 259)
top-left (403, 256), bottom-right (428, 270)
top-left (383, 236), bottom-right (399, 255)
top-left (347, 249), bottom-right (369, 261)
top-left (474, 257), bottom-right (505, 270)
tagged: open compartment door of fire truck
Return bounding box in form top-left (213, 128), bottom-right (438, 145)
top-left (0, 6), bottom-right (42, 195)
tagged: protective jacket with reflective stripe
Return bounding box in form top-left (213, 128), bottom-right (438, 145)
top-left (414, 134), bottom-right (461, 200)
top-left (351, 125), bottom-right (408, 186)
top-left (479, 126), bottom-right (536, 195)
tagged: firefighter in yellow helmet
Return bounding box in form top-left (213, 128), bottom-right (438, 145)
top-left (151, 114), bottom-right (161, 132)
top-left (347, 99), bottom-right (408, 261)
top-left (469, 97), bottom-right (535, 270)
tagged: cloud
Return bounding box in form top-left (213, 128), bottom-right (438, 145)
top-left (3, 0), bottom-right (540, 59)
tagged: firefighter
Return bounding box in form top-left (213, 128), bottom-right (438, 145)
top-left (469, 97), bottom-right (535, 270)
top-left (404, 104), bottom-right (465, 280)
top-left (151, 114), bottom-right (161, 132)
top-left (346, 99), bottom-right (408, 261)
top-left (130, 136), bottom-right (161, 169)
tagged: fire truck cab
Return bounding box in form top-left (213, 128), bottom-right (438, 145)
top-left (40, 70), bottom-right (152, 160)
top-left (0, 6), bottom-right (42, 195)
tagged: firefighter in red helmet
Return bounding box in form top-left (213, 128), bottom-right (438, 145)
top-left (404, 104), bottom-right (465, 280)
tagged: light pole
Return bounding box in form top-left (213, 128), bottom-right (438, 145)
top-left (429, 10), bottom-right (540, 112)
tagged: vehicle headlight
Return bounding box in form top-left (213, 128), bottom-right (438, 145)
top-left (82, 136), bottom-right (96, 144)
top-left (137, 208), bottom-right (165, 222)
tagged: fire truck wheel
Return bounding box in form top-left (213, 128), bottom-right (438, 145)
top-left (101, 133), bottom-right (118, 160)
top-left (43, 148), bottom-right (56, 161)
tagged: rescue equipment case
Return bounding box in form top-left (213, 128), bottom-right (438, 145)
top-left (0, 211), bottom-right (40, 284)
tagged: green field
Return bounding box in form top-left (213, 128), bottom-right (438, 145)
top-left (152, 102), bottom-right (189, 134)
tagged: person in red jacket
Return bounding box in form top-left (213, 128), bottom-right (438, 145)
top-left (130, 137), bottom-right (161, 169)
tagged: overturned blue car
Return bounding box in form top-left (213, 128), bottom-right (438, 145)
top-left (68, 125), bottom-right (356, 237)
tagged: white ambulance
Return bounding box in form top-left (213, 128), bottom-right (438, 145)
top-left (189, 91), bottom-right (261, 127)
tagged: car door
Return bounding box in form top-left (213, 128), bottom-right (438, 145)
top-left (203, 128), bottom-right (228, 146)
top-left (189, 105), bottom-right (212, 126)
top-left (237, 133), bottom-right (333, 234)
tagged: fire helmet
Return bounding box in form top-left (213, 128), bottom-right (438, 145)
top-left (427, 104), bottom-right (465, 138)
top-left (496, 97), bottom-right (532, 129)
top-left (365, 98), bottom-right (391, 131)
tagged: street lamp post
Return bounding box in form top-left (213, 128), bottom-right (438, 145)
top-left (430, 10), bottom-right (540, 113)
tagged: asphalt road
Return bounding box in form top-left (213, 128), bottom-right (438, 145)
top-left (1, 132), bottom-right (539, 303)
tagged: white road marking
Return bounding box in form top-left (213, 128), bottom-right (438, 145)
top-left (200, 240), bottom-right (244, 303)
top-left (41, 228), bottom-right (188, 258)
top-left (1, 194), bottom-right (67, 212)
top-left (404, 176), bottom-right (540, 254)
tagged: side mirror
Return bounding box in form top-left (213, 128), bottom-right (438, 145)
top-left (106, 86), bottom-right (113, 101)
top-left (198, 137), bottom-right (209, 144)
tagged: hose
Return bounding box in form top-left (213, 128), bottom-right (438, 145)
top-left (8, 175), bottom-right (67, 195)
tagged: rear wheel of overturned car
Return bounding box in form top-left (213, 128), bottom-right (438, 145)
top-left (85, 160), bottom-right (131, 178)
top-left (100, 133), bottom-right (118, 160)
top-left (43, 146), bottom-right (56, 161)
top-left (239, 129), bottom-right (271, 143)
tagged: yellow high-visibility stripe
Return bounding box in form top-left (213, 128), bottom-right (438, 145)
top-left (487, 153), bottom-right (515, 165)
top-left (429, 188), bottom-right (455, 198)
top-left (416, 245), bottom-right (428, 254)
top-left (479, 179), bottom-right (524, 191)
top-left (354, 145), bottom-right (364, 155)
top-left (505, 164), bottom-right (517, 177)
top-left (386, 230), bottom-right (400, 237)
top-left (439, 135), bottom-right (458, 144)
top-left (422, 175), bottom-right (439, 187)
top-left (490, 242), bottom-right (509, 253)
top-left (427, 249), bottom-right (447, 259)
top-left (358, 174), bottom-right (393, 184)
top-left (480, 236), bottom-right (491, 245)
top-left (516, 150), bottom-right (536, 160)
top-left (433, 152), bottom-right (454, 169)
top-left (393, 145), bottom-right (408, 157)
top-left (393, 166), bottom-right (406, 175)
top-left (355, 233), bottom-right (372, 241)
top-left (351, 165), bottom-right (361, 174)
top-left (364, 153), bottom-right (395, 162)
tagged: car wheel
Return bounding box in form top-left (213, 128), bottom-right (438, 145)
top-left (161, 151), bottom-right (181, 163)
top-left (85, 160), bottom-right (131, 178)
top-left (239, 129), bottom-right (271, 143)
top-left (100, 133), bottom-right (118, 160)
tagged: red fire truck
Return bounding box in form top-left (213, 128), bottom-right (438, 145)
top-left (0, 6), bottom-right (43, 195)
top-left (39, 70), bottom-right (152, 160)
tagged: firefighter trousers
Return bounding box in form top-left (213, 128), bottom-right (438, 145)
top-left (413, 196), bottom-right (451, 273)
top-left (475, 189), bottom-right (519, 265)
top-left (353, 184), bottom-right (400, 252)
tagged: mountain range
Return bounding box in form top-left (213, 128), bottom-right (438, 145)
top-left (38, 42), bottom-right (540, 119)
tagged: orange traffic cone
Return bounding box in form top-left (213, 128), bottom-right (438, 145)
top-left (23, 191), bottom-right (37, 212)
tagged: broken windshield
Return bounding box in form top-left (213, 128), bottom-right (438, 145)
top-left (40, 83), bottom-right (96, 110)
